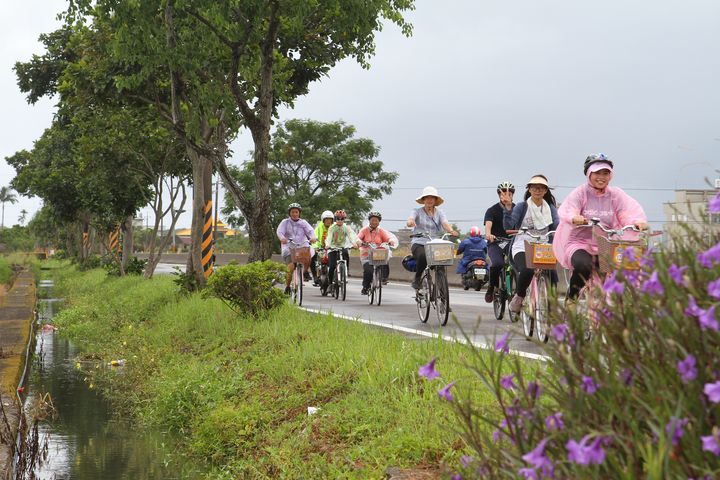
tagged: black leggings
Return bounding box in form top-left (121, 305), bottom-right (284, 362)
top-left (567, 249), bottom-right (595, 299)
top-left (513, 252), bottom-right (558, 297)
top-left (487, 242), bottom-right (505, 288)
top-left (363, 263), bottom-right (390, 289)
top-left (411, 244), bottom-right (427, 286)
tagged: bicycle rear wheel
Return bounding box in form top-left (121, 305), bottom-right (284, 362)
top-left (435, 267), bottom-right (450, 326)
top-left (339, 263), bottom-right (347, 301)
top-left (417, 272), bottom-right (431, 323)
top-left (535, 274), bottom-right (549, 343)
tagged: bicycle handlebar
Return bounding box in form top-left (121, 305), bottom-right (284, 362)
top-left (512, 228), bottom-right (556, 241)
top-left (579, 218), bottom-right (645, 237)
top-left (410, 232), bottom-right (454, 240)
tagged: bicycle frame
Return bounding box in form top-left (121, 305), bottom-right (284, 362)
top-left (410, 232), bottom-right (454, 326)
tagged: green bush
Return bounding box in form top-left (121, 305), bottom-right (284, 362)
top-left (206, 261), bottom-right (287, 316)
top-left (103, 256), bottom-right (147, 276)
top-left (430, 196), bottom-right (720, 479)
top-left (0, 257), bottom-right (12, 284)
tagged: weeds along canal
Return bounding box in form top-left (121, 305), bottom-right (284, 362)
top-left (20, 279), bottom-right (195, 479)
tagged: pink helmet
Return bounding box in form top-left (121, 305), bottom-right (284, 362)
top-left (469, 226), bottom-right (482, 237)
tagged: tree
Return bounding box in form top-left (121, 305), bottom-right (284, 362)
top-left (0, 186), bottom-right (18, 230)
top-left (222, 119), bottom-right (398, 237)
top-left (18, 209), bottom-right (28, 225)
top-left (66, 0), bottom-right (416, 269)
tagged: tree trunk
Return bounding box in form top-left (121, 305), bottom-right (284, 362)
top-left (186, 149), bottom-right (213, 287)
top-left (247, 125), bottom-right (273, 262)
top-left (122, 215), bottom-right (134, 270)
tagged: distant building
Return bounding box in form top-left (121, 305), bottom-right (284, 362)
top-left (173, 219), bottom-right (239, 251)
top-left (662, 187), bottom-right (720, 247)
top-left (393, 228), bottom-right (413, 246)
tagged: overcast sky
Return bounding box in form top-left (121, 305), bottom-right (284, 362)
top-left (2, 0), bottom-right (719, 232)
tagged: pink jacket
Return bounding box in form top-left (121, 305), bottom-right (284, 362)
top-left (553, 182), bottom-right (647, 269)
top-left (357, 226), bottom-right (396, 262)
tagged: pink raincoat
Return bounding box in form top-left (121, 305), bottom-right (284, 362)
top-left (553, 179), bottom-right (647, 269)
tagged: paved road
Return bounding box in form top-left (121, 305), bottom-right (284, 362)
top-left (154, 263), bottom-right (547, 359)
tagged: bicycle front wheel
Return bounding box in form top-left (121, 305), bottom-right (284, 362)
top-left (376, 270), bottom-right (382, 306)
top-left (434, 267), bottom-right (450, 326)
top-left (417, 272), bottom-right (431, 323)
top-left (508, 271), bottom-right (519, 323)
top-left (521, 278), bottom-right (533, 339)
top-left (339, 263), bottom-right (347, 301)
top-left (292, 264), bottom-right (303, 305)
top-left (535, 274), bottom-right (550, 343)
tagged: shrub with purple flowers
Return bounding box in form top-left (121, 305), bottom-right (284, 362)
top-left (426, 203), bottom-right (720, 478)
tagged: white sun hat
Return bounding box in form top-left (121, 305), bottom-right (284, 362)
top-left (415, 186), bottom-right (445, 205)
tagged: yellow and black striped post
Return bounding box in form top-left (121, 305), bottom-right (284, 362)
top-left (109, 226), bottom-right (120, 254)
top-left (82, 223), bottom-right (90, 256)
top-left (202, 200), bottom-right (214, 278)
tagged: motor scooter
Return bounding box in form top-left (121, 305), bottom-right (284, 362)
top-left (460, 258), bottom-right (488, 291)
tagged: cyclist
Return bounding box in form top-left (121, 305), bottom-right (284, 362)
top-left (325, 210), bottom-right (360, 290)
top-left (276, 203), bottom-right (318, 295)
top-left (406, 186), bottom-right (459, 291)
top-left (553, 154), bottom-right (648, 299)
top-left (483, 181), bottom-right (516, 303)
top-left (503, 175), bottom-right (559, 314)
top-left (455, 226), bottom-right (488, 274)
top-left (357, 211), bottom-right (398, 295)
top-left (310, 210), bottom-right (335, 285)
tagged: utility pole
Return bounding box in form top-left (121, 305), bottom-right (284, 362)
top-left (214, 176), bottom-right (220, 243)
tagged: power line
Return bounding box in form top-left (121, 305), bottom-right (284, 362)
top-left (391, 185), bottom-right (714, 193)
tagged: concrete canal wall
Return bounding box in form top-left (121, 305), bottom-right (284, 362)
top-left (0, 269), bottom-right (35, 478)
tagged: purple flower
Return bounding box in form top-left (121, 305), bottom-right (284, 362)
top-left (438, 381), bottom-right (456, 401)
top-left (709, 279), bottom-right (720, 300)
top-left (668, 264), bottom-right (688, 286)
top-left (495, 332), bottom-right (510, 354)
top-left (551, 323), bottom-right (569, 342)
top-left (710, 192), bottom-right (720, 214)
top-left (603, 272), bottom-right (624, 295)
top-left (418, 357), bottom-right (439, 380)
top-left (500, 374), bottom-right (516, 390)
top-left (527, 381), bottom-right (542, 399)
top-left (620, 368), bottom-right (634, 386)
top-left (545, 412), bottom-right (565, 431)
top-left (522, 438), bottom-right (553, 477)
top-left (492, 429), bottom-right (502, 443)
top-left (582, 375), bottom-right (598, 394)
top-left (699, 305), bottom-right (719, 332)
top-left (641, 271), bottom-right (664, 296)
top-left (623, 246), bottom-right (637, 263)
top-left (639, 248), bottom-right (654, 269)
top-left (566, 435), bottom-right (607, 465)
top-left (451, 475), bottom-right (462, 480)
top-left (697, 242), bottom-right (720, 268)
top-left (704, 380), bottom-right (720, 403)
top-left (701, 428), bottom-right (720, 456)
top-left (460, 455), bottom-right (474, 468)
top-left (685, 296), bottom-right (704, 317)
top-left (677, 355), bottom-right (697, 383)
top-left (518, 468), bottom-right (538, 480)
top-left (665, 417), bottom-right (689, 446)
top-left (624, 269), bottom-right (642, 288)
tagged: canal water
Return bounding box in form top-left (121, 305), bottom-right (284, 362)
top-left (23, 280), bottom-right (197, 479)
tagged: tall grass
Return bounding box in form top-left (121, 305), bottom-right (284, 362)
top-left (48, 264), bottom-right (509, 478)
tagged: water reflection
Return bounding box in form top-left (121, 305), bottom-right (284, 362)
top-left (26, 296), bottom-right (196, 479)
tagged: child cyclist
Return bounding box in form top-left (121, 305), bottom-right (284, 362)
top-left (325, 210), bottom-right (360, 289)
top-left (276, 203), bottom-right (318, 295)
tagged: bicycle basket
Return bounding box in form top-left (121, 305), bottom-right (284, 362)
top-left (594, 228), bottom-right (646, 274)
top-left (425, 240), bottom-right (455, 266)
top-left (524, 241), bottom-right (557, 270)
top-left (369, 247), bottom-right (389, 266)
top-left (290, 246), bottom-right (312, 268)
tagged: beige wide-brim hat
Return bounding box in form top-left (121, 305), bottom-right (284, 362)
top-left (416, 186), bottom-right (445, 205)
top-left (526, 175), bottom-right (553, 189)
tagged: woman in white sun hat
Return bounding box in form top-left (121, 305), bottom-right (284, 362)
top-left (503, 174), bottom-right (559, 314)
top-left (406, 186), bottom-right (459, 290)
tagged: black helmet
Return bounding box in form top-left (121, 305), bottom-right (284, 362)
top-left (368, 211), bottom-right (382, 221)
top-left (583, 154), bottom-right (614, 175)
top-left (401, 255), bottom-right (417, 273)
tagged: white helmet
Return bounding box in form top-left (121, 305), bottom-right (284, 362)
top-left (321, 210), bottom-right (334, 220)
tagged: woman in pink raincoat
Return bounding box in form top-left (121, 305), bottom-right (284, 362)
top-left (553, 154), bottom-right (649, 299)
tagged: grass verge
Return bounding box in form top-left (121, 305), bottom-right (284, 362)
top-left (48, 263), bottom-right (517, 479)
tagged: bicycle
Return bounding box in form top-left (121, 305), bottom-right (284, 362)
top-left (411, 233), bottom-right (455, 326)
top-left (363, 242), bottom-right (391, 306)
top-left (514, 228), bottom-right (557, 343)
top-left (314, 248), bottom-right (330, 296)
top-left (287, 239), bottom-right (312, 306)
top-left (328, 247), bottom-right (349, 301)
top-left (491, 237), bottom-right (519, 323)
top-left (571, 219), bottom-right (648, 339)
